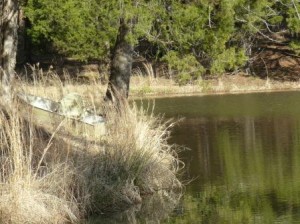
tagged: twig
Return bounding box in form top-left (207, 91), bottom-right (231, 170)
top-left (292, 0), bottom-right (300, 20)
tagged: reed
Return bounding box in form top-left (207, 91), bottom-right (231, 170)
top-left (20, 64), bottom-right (300, 99)
top-left (0, 83), bottom-right (182, 222)
top-left (0, 105), bottom-right (83, 223)
top-left (83, 100), bottom-right (182, 212)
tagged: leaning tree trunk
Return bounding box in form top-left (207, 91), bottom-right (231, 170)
top-left (0, 0), bottom-right (19, 102)
top-left (105, 18), bottom-right (133, 102)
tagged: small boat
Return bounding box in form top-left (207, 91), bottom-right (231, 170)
top-left (17, 93), bottom-right (106, 138)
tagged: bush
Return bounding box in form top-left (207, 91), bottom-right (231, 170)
top-left (162, 51), bottom-right (205, 85)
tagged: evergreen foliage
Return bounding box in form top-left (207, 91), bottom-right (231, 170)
top-left (23, 0), bottom-right (300, 81)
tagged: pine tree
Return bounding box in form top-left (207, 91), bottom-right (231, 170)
top-left (24, 0), bottom-right (300, 88)
top-left (25, 0), bottom-right (158, 100)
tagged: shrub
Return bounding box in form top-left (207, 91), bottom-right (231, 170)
top-left (162, 51), bottom-right (205, 85)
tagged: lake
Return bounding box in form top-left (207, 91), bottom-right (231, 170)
top-left (93, 91), bottom-right (300, 223)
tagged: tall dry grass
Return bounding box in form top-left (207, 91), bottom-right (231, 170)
top-left (0, 105), bottom-right (84, 223)
top-left (0, 79), bottom-right (183, 222)
top-left (81, 100), bottom-right (182, 212)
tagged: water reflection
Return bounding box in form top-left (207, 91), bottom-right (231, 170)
top-left (88, 190), bottom-right (181, 223)
top-left (92, 92), bottom-right (300, 223)
top-left (159, 92), bottom-right (300, 223)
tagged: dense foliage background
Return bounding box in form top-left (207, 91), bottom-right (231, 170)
top-left (22, 0), bottom-right (300, 83)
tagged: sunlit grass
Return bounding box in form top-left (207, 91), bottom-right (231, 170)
top-left (0, 72), bottom-right (183, 222)
top-left (0, 107), bottom-right (83, 223)
top-left (19, 65), bottom-right (300, 100)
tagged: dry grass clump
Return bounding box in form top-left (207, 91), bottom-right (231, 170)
top-left (77, 99), bottom-right (182, 212)
top-left (0, 65), bottom-right (183, 222)
top-left (0, 90), bottom-right (182, 222)
top-left (19, 64), bottom-right (106, 102)
top-left (0, 106), bottom-right (83, 223)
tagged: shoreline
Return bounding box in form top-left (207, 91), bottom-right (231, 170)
top-left (130, 87), bottom-right (300, 100)
top-left (21, 73), bottom-right (300, 102)
top-left (129, 74), bottom-right (300, 99)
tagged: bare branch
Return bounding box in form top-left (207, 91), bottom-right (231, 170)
top-left (251, 25), bottom-right (282, 43)
top-left (291, 0), bottom-right (300, 20)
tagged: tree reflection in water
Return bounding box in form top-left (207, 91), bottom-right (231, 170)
top-left (134, 92), bottom-right (300, 223)
top-left (167, 116), bottom-right (300, 223)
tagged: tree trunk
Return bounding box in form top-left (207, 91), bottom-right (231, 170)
top-left (17, 9), bottom-right (31, 65)
top-left (105, 18), bottom-right (133, 102)
top-left (0, 0), bottom-right (19, 101)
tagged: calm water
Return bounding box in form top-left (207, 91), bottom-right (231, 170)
top-left (94, 91), bottom-right (300, 223)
